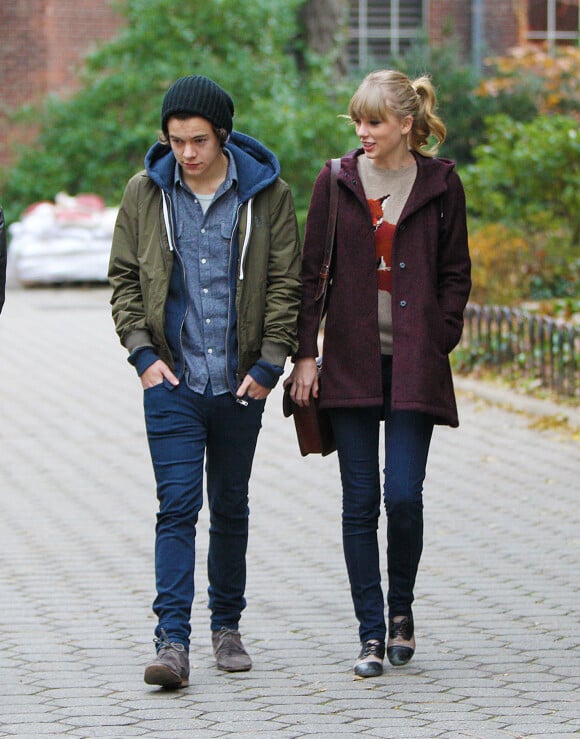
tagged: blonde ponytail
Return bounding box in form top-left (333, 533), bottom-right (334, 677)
top-left (410, 76), bottom-right (446, 156)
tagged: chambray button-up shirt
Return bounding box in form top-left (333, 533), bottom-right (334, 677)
top-left (172, 152), bottom-right (238, 395)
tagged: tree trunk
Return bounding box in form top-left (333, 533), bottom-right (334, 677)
top-left (298, 0), bottom-right (349, 76)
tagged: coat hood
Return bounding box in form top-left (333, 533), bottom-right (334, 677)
top-left (339, 148), bottom-right (457, 214)
top-left (144, 130), bottom-right (280, 202)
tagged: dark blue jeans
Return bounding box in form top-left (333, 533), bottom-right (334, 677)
top-left (328, 355), bottom-right (434, 643)
top-left (143, 380), bottom-right (265, 649)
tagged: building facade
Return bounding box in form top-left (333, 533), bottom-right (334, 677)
top-left (0, 0), bottom-right (578, 166)
top-left (348, 0), bottom-right (579, 69)
top-left (0, 0), bottom-right (124, 166)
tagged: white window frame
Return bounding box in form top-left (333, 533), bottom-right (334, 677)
top-left (350, 0), bottom-right (427, 70)
top-left (527, 0), bottom-right (579, 51)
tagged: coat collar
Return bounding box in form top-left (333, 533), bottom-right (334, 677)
top-left (338, 148), bottom-right (456, 221)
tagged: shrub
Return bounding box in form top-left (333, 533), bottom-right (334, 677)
top-left (468, 223), bottom-right (529, 304)
top-left (477, 44), bottom-right (580, 121)
top-left (463, 113), bottom-right (579, 246)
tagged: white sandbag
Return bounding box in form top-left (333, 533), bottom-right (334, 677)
top-left (8, 193), bottom-right (118, 285)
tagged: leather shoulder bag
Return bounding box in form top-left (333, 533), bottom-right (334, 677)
top-left (283, 158), bottom-right (340, 456)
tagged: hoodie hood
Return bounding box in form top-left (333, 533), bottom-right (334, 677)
top-left (144, 130), bottom-right (280, 202)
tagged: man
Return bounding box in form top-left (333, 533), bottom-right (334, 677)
top-left (0, 206), bottom-right (6, 314)
top-left (109, 75), bottom-right (301, 688)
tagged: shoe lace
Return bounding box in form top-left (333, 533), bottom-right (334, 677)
top-left (389, 617), bottom-right (412, 641)
top-left (360, 640), bottom-right (383, 658)
top-left (154, 628), bottom-right (185, 654)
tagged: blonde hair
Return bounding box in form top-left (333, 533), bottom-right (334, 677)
top-left (347, 70), bottom-right (446, 156)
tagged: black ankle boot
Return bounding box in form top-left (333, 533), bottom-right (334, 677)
top-left (387, 614), bottom-right (415, 666)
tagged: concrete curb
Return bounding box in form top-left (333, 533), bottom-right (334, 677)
top-left (454, 375), bottom-right (580, 431)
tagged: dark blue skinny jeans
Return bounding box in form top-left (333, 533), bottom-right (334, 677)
top-left (143, 380), bottom-right (265, 649)
top-left (328, 355), bottom-right (434, 643)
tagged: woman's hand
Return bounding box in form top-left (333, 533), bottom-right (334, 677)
top-left (286, 357), bottom-right (319, 407)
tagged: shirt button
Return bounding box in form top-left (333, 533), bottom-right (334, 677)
top-left (201, 258), bottom-right (207, 264)
top-left (201, 228), bottom-right (206, 234)
top-left (400, 300), bottom-right (407, 307)
top-left (205, 318), bottom-right (211, 324)
top-left (399, 262), bottom-right (406, 269)
top-left (208, 348), bottom-right (213, 354)
top-left (203, 288), bottom-right (209, 294)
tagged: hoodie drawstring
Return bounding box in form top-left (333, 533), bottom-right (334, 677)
top-left (238, 198), bottom-right (253, 280)
top-left (161, 191), bottom-right (174, 251)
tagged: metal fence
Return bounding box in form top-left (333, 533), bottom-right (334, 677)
top-left (458, 304), bottom-right (579, 399)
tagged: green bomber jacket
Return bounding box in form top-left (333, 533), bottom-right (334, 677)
top-left (108, 133), bottom-right (302, 387)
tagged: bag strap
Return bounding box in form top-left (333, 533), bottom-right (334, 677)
top-left (314, 157), bottom-right (340, 308)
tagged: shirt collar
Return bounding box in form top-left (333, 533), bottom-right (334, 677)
top-left (173, 149), bottom-right (238, 194)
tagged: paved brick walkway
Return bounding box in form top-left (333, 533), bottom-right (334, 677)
top-left (0, 286), bottom-right (578, 738)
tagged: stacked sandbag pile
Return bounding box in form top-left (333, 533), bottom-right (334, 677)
top-left (7, 193), bottom-right (117, 285)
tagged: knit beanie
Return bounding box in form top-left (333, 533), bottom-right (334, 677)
top-left (161, 75), bottom-right (234, 134)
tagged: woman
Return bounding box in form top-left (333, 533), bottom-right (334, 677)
top-left (288, 70), bottom-right (471, 677)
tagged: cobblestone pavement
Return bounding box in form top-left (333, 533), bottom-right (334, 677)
top-left (0, 286), bottom-right (578, 739)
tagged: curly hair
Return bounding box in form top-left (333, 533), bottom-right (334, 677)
top-left (158, 112), bottom-right (229, 147)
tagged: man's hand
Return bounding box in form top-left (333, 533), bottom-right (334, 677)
top-left (236, 374), bottom-right (270, 401)
top-left (140, 359), bottom-right (179, 389)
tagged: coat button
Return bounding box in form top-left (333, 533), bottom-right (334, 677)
top-left (399, 224), bottom-right (406, 231)
top-left (400, 300), bottom-right (407, 307)
top-left (399, 262), bottom-right (406, 269)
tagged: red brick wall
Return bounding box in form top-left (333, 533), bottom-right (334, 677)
top-left (0, 0), bottom-right (50, 109)
top-left (428, 0), bottom-right (522, 60)
top-left (0, 0), bottom-right (123, 165)
top-left (484, 0), bottom-right (523, 56)
top-left (43, 0), bottom-right (125, 94)
top-left (429, 0), bottom-right (472, 56)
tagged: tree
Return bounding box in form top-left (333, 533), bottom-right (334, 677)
top-left (297, 0), bottom-right (350, 75)
top-left (464, 113), bottom-right (579, 244)
top-left (463, 113), bottom-right (579, 302)
top-left (0, 0), bottom-right (354, 224)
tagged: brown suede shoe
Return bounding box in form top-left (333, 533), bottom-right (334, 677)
top-left (212, 627), bottom-right (252, 672)
top-left (144, 630), bottom-right (189, 688)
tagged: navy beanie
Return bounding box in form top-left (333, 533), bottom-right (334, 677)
top-left (161, 75), bottom-right (234, 133)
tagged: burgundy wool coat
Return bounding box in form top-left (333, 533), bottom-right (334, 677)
top-left (296, 149), bottom-right (471, 427)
